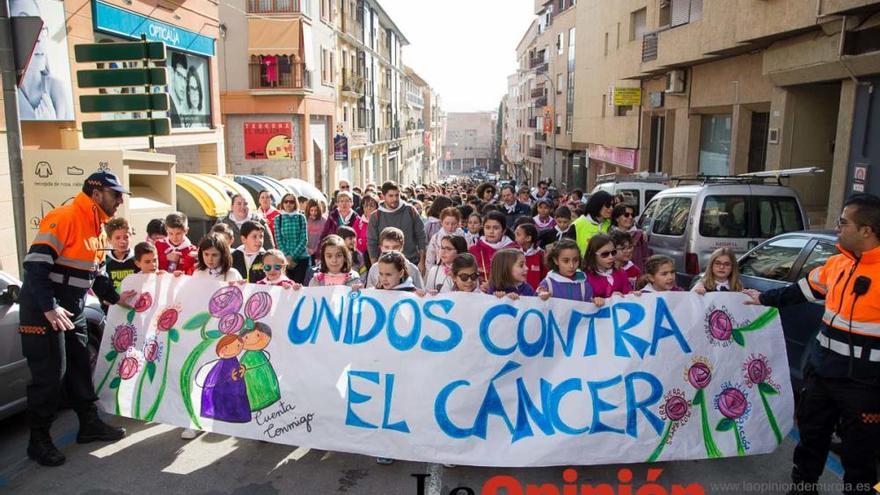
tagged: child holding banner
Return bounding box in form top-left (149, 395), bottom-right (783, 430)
top-left (256, 249), bottom-right (301, 289)
top-left (441, 253), bottom-right (482, 294)
top-left (468, 211), bottom-right (516, 288)
top-left (637, 255), bottom-right (684, 292)
top-left (515, 223), bottom-right (547, 290)
top-left (691, 248), bottom-right (742, 294)
top-left (584, 234), bottom-right (632, 298)
top-left (425, 234), bottom-right (468, 293)
top-left (486, 249), bottom-right (535, 299)
top-left (191, 235), bottom-right (243, 283)
top-left (308, 235), bottom-right (362, 288)
top-left (537, 239), bottom-right (604, 305)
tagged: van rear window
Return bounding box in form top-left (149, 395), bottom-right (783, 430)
top-left (756, 197), bottom-right (803, 237)
top-left (698, 195), bottom-right (804, 238)
top-left (652, 197), bottom-right (691, 236)
top-left (699, 196), bottom-right (749, 238)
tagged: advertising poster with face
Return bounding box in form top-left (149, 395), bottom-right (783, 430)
top-left (168, 50), bottom-right (211, 129)
top-left (11, 0), bottom-right (74, 121)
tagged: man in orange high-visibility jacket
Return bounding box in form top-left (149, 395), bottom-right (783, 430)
top-left (19, 171), bottom-right (136, 467)
top-left (747, 194), bottom-right (880, 495)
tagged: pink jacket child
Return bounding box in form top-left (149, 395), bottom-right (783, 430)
top-left (586, 268), bottom-right (632, 298)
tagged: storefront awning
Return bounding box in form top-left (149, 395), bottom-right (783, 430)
top-left (247, 18), bottom-right (301, 56)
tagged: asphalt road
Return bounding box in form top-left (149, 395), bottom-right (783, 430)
top-left (0, 410), bottom-right (850, 495)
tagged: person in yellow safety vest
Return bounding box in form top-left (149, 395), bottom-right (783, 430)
top-left (745, 193), bottom-right (880, 495)
top-left (18, 171), bottom-right (138, 467)
top-left (573, 190), bottom-right (614, 256)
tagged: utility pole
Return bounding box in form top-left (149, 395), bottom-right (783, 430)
top-left (0, 0), bottom-right (28, 270)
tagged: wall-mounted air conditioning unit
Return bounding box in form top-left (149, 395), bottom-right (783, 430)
top-left (665, 69), bottom-right (686, 94)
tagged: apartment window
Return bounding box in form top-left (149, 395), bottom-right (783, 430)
top-left (557, 32), bottom-right (564, 55)
top-left (630, 8), bottom-right (647, 41)
top-left (604, 33), bottom-right (609, 56)
top-left (343, 105), bottom-right (349, 123)
top-left (556, 73), bottom-right (563, 94)
top-left (615, 105), bottom-right (633, 117)
top-left (601, 94), bottom-right (606, 117)
top-left (556, 114), bottom-right (562, 134)
top-left (321, 47), bottom-right (335, 85)
top-left (699, 114), bottom-right (733, 175)
top-left (616, 22), bottom-right (621, 49)
top-left (320, 0), bottom-right (332, 22)
top-left (558, 0), bottom-right (565, 10)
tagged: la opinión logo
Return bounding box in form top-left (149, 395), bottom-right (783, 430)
top-left (412, 467), bottom-right (705, 495)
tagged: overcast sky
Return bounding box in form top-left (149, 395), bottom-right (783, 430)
top-left (378, 0), bottom-right (535, 113)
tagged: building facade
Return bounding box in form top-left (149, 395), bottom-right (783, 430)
top-left (441, 112), bottom-right (496, 176)
top-left (218, 0), bottom-right (336, 191)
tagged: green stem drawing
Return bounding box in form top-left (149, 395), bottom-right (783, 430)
top-left (114, 379), bottom-right (122, 416)
top-left (145, 335), bottom-right (172, 422)
top-left (697, 391), bottom-right (722, 458)
top-left (733, 425), bottom-right (746, 456)
top-left (134, 364), bottom-right (149, 419)
top-left (180, 338), bottom-right (215, 430)
top-left (96, 357), bottom-right (116, 394)
top-left (647, 421), bottom-right (674, 462)
top-left (732, 308), bottom-right (780, 346)
top-left (759, 388), bottom-right (783, 445)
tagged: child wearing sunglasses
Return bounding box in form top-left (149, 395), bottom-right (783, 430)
top-left (584, 234), bottom-right (633, 298)
top-left (256, 250), bottom-right (302, 289)
top-left (441, 253), bottom-right (482, 293)
top-left (611, 203), bottom-right (649, 271)
top-left (610, 230), bottom-right (640, 289)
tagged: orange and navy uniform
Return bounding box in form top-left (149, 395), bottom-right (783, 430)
top-left (760, 243), bottom-right (880, 380)
top-left (20, 192), bottom-right (119, 323)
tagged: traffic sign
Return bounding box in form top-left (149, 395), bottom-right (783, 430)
top-left (77, 68), bottom-right (167, 88)
top-left (75, 41), bottom-right (167, 63)
top-left (82, 118), bottom-right (171, 139)
top-left (80, 93), bottom-right (169, 113)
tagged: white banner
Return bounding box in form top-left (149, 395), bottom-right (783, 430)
top-left (96, 275), bottom-right (794, 467)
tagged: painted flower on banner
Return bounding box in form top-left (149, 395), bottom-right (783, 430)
top-left (704, 306), bottom-right (735, 347)
top-left (219, 313), bottom-right (245, 335)
top-left (743, 354), bottom-right (784, 445)
top-left (647, 389), bottom-right (692, 461)
top-left (245, 291), bottom-right (272, 321)
top-left (156, 305), bottom-right (181, 332)
top-left (686, 358), bottom-right (713, 390)
top-left (118, 355), bottom-right (140, 380)
top-left (209, 286), bottom-right (244, 318)
top-left (111, 324), bottom-right (137, 353)
top-left (133, 292), bottom-right (153, 313)
top-left (143, 338), bottom-right (162, 363)
top-left (714, 382), bottom-right (752, 455)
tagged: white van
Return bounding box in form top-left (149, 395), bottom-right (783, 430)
top-left (591, 173), bottom-right (668, 218)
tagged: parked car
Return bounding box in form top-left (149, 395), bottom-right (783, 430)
top-left (637, 182), bottom-right (810, 288)
top-left (0, 271), bottom-right (106, 421)
top-left (591, 173), bottom-right (668, 218)
top-left (689, 230), bottom-right (838, 391)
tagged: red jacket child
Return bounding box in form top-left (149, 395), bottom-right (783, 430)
top-left (522, 246), bottom-right (548, 290)
top-left (156, 237), bottom-right (198, 275)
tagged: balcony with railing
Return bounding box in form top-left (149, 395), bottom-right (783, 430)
top-left (341, 13), bottom-right (363, 42)
top-left (341, 70), bottom-right (364, 97)
top-left (527, 117), bottom-right (538, 128)
top-left (642, 32), bottom-right (658, 62)
top-left (248, 60), bottom-right (312, 93)
top-left (528, 146), bottom-right (543, 159)
top-left (405, 119), bottom-right (424, 132)
top-left (534, 132), bottom-right (546, 142)
top-left (247, 0), bottom-right (308, 14)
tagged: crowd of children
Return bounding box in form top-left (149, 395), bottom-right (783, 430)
top-left (101, 184), bottom-right (751, 458)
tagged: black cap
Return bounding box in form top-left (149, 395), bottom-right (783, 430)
top-left (83, 170), bottom-right (130, 195)
top-left (537, 198), bottom-right (552, 207)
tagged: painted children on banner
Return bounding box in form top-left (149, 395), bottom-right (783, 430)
top-left (232, 221), bottom-right (267, 283)
top-left (637, 255), bottom-right (683, 293)
top-left (468, 211), bottom-right (516, 289)
top-left (156, 212), bottom-right (198, 275)
top-left (256, 249), bottom-right (302, 289)
top-left (486, 249), bottom-right (535, 300)
top-left (537, 239), bottom-right (604, 306)
top-left (308, 235), bottom-right (362, 288)
top-left (515, 223), bottom-right (547, 290)
top-left (198, 335), bottom-right (251, 423)
top-left (425, 207), bottom-right (465, 269)
top-left (425, 235), bottom-right (468, 294)
top-left (240, 322), bottom-right (280, 412)
top-left (584, 233), bottom-right (632, 298)
top-left (364, 227), bottom-right (423, 289)
top-left (692, 248), bottom-right (743, 294)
